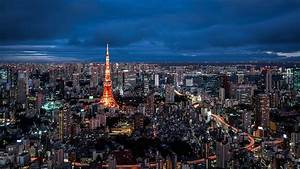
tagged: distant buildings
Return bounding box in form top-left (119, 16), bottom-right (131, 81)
top-left (1, 62), bottom-right (300, 168)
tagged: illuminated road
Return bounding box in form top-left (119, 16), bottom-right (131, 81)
top-left (71, 90), bottom-right (281, 168)
top-left (86, 112), bottom-right (282, 168)
top-left (174, 89), bottom-right (183, 96)
top-left (180, 88), bottom-right (283, 153)
top-left (210, 114), bottom-right (255, 151)
top-left (176, 88), bottom-right (256, 151)
top-left (73, 92), bottom-right (251, 168)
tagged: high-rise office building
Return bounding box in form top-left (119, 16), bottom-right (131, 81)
top-left (154, 74), bottom-right (159, 87)
top-left (219, 87), bottom-right (225, 103)
top-left (58, 110), bottom-right (64, 142)
top-left (255, 94), bottom-right (270, 130)
top-left (293, 67), bottom-right (300, 92)
top-left (241, 110), bottom-right (251, 132)
top-left (221, 74), bottom-right (230, 99)
top-left (143, 76), bottom-right (149, 96)
top-left (284, 68), bottom-right (293, 89)
top-left (265, 69), bottom-right (273, 93)
top-left (17, 71), bottom-right (28, 107)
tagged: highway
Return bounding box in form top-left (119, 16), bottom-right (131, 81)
top-left (210, 114), bottom-right (255, 151)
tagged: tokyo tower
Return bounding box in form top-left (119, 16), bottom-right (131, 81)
top-left (99, 44), bottom-right (119, 108)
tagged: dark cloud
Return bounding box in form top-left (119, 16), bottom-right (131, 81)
top-left (0, 0), bottom-right (299, 61)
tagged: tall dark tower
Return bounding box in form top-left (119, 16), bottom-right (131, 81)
top-left (221, 74), bottom-right (230, 99)
top-left (99, 44), bottom-right (119, 108)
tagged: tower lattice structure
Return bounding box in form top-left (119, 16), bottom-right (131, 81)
top-left (99, 44), bottom-right (119, 108)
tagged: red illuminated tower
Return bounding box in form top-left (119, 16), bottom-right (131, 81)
top-left (99, 44), bottom-right (119, 108)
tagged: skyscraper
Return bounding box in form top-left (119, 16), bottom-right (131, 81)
top-left (219, 87), bottom-right (225, 103)
top-left (58, 109), bottom-right (64, 142)
top-left (284, 68), bottom-right (293, 90)
top-left (241, 110), bottom-right (251, 132)
top-left (143, 76), bottom-right (149, 96)
top-left (221, 74), bottom-right (230, 99)
top-left (17, 71), bottom-right (28, 107)
top-left (265, 69), bottom-right (272, 93)
top-left (154, 74), bottom-right (159, 87)
top-left (99, 44), bottom-right (119, 109)
top-left (255, 94), bottom-right (270, 130)
top-left (293, 68), bottom-right (300, 92)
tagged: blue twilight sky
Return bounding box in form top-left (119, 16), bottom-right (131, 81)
top-left (0, 0), bottom-right (300, 62)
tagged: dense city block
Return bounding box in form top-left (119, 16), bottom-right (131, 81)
top-left (0, 60), bottom-right (300, 168)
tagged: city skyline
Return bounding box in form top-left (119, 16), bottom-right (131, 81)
top-left (0, 1), bottom-right (300, 169)
top-left (0, 0), bottom-right (300, 62)
top-left (1, 62), bottom-right (299, 168)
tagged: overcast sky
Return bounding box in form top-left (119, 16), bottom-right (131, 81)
top-left (0, 0), bottom-right (300, 62)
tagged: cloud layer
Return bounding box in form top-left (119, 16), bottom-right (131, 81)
top-left (0, 0), bottom-right (300, 62)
